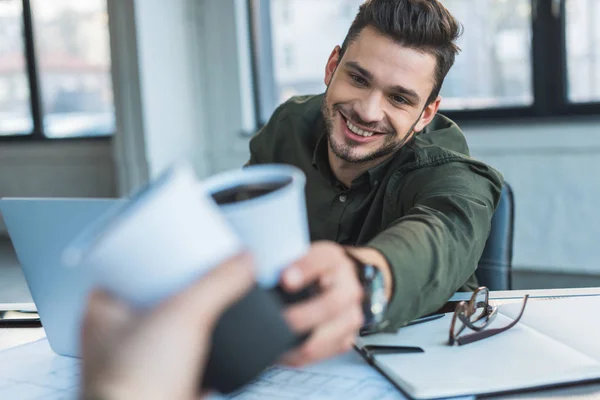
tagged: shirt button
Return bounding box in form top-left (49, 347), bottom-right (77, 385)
top-left (339, 195), bottom-right (348, 203)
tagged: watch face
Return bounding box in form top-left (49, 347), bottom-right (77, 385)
top-left (361, 265), bottom-right (387, 326)
top-left (344, 251), bottom-right (389, 330)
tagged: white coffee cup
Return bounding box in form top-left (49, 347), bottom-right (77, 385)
top-left (63, 163), bottom-right (243, 308)
top-left (201, 164), bottom-right (310, 288)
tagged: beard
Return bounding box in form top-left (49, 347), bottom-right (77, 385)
top-left (321, 89), bottom-right (419, 164)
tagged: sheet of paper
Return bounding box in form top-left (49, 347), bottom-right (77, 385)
top-left (210, 351), bottom-right (407, 400)
top-left (0, 338), bottom-right (470, 400)
top-left (2, 339), bottom-right (404, 400)
top-left (0, 339), bottom-right (79, 399)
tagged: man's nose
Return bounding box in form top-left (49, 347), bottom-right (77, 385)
top-left (354, 91), bottom-right (385, 124)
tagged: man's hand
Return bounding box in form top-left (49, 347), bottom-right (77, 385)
top-left (279, 241), bottom-right (365, 366)
top-left (80, 254), bottom-right (254, 400)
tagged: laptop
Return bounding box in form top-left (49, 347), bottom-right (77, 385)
top-left (0, 197), bottom-right (124, 358)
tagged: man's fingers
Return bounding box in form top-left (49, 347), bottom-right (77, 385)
top-left (282, 307), bottom-right (363, 366)
top-left (284, 283), bottom-right (361, 333)
top-left (82, 289), bottom-right (134, 344)
top-left (81, 289), bottom-right (135, 379)
top-left (166, 253), bottom-right (255, 324)
top-left (281, 242), bottom-right (350, 292)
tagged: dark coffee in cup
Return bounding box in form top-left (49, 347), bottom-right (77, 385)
top-left (202, 165), bottom-right (309, 290)
top-left (210, 178), bottom-right (292, 205)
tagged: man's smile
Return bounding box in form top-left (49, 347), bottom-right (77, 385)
top-left (338, 110), bottom-right (386, 143)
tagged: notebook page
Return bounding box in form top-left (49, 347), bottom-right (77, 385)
top-left (358, 312), bottom-right (600, 399)
top-left (499, 296), bottom-right (600, 361)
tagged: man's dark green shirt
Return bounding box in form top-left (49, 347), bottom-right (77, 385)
top-left (248, 94), bottom-right (504, 330)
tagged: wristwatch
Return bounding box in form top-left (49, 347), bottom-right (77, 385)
top-left (345, 251), bottom-right (388, 331)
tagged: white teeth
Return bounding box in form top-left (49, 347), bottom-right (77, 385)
top-left (346, 119), bottom-right (374, 137)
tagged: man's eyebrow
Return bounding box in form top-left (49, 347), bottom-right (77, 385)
top-left (344, 61), bottom-right (421, 105)
top-left (345, 61), bottom-right (373, 81)
top-left (390, 84), bottom-right (421, 105)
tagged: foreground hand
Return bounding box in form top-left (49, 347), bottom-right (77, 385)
top-left (280, 241), bottom-right (364, 366)
top-left (80, 254), bottom-right (254, 400)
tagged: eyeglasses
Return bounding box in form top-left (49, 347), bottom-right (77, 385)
top-left (448, 286), bottom-right (529, 346)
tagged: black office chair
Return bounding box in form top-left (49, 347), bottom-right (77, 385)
top-left (475, 183), bottom-right (515, 290)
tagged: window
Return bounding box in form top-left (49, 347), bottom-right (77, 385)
top-left (439, 0), bottom-right (533, 110)
top-left (566, 0), bottom-right (600, 103)
top-left (0, 0), bottom-right (114, 139)
top-left (0, 0), bottom-right (32, 135)
top-left (267, 0), bottom-right (363, 107)
top-left (249, 0), bottom-right (599, 124)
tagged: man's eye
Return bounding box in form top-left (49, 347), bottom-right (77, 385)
top-left (390, 95), bottom-right (407, 105)
top-left (350, 74), bottom-right (367, 86)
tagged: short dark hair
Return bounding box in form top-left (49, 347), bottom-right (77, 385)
top-left (340, 0), bottom-right (463, 105)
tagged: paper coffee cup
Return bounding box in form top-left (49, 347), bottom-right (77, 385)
top-left (64, 163), bottom-right (243, 308)
top-left (201, 164), bottom-right (310, 288)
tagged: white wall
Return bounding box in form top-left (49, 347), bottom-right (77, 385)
top-left (192, 0), bottom-right (256, 174)
top-left (128, 0), bottom-right (210, 179)
top-left (465, 117), bottom-right (600, 275)
top-left (106, 0), bottom-right (248, 193)
top-left (107, 0), bottom-right (213, 194)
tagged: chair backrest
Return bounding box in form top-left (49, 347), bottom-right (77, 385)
top-left (476, 183), bottom-right (515, 290)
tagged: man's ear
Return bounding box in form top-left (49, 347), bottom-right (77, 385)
top-left (414, 96), bottom-right (441, 132)
top-left (324, 46), bottom-right (342, 87)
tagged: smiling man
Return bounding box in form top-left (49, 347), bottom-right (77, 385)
top-left (248, 0), bottom-right (503, 366)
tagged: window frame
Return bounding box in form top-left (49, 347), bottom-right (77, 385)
top-left (248, 0), bottom-right (600, 127)
top-left (0, 0), bottom-right (114, 142)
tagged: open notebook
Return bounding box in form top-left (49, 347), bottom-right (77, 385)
top-left (355, 296), bottom-right (600, 399)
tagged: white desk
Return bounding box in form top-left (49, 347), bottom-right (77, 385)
top-left (0, 327), bottom-right (45, 352)
top-left (2, 290), bottom-right (600, 400)
top-left (449, 287), bottom-right (600, 302)
top-left (0, 302), bottom-right (45, 351)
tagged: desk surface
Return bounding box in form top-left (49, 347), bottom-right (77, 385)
top-left (2, 289), bottom-right (600, 400)
top-left (449, 287), bottom-right (600, 302)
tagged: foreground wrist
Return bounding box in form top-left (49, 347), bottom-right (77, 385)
top-left (344, 248), bottom-right (389, 330)
top-left (346, 247), bottom-right (393, 301)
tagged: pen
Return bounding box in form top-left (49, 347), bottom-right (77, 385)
top-left (404, 313), bottom-right (445, 327)
top-left (359, 313), bottom-right (445, 337)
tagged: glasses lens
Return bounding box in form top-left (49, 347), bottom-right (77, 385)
top-left (470, 288), bottom-right (489, 325)
top-left (451, 303), bottom-right (467, 339)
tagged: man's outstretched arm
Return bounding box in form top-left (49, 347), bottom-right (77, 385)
top-left (363, 161), bottom-right (503, 329)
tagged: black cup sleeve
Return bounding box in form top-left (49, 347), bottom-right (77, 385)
top-left (200, 285), bottom-right (299, 394)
